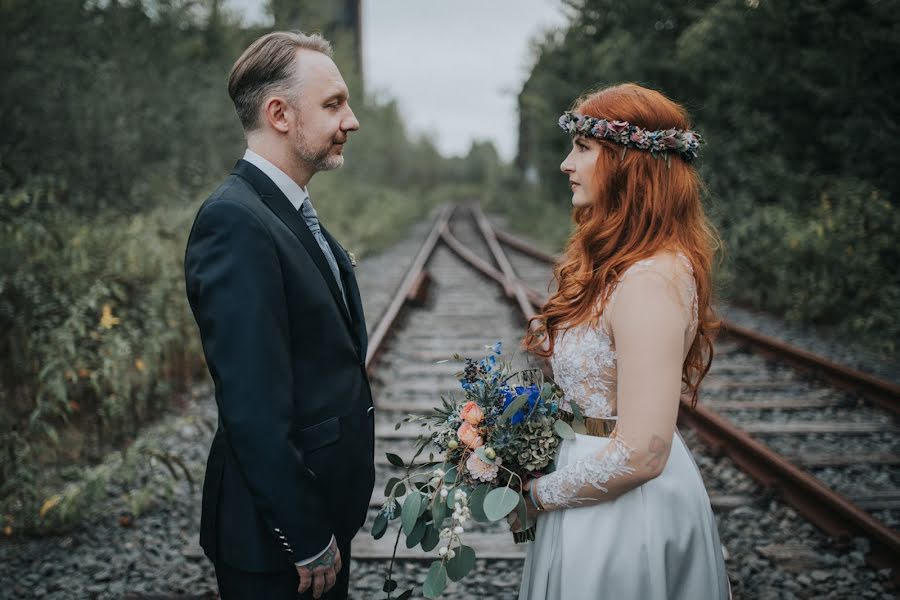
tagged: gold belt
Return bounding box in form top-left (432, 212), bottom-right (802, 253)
top-left (558, 410), bottom-right (617, 438)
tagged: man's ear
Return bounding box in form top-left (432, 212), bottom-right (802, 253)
top-left (262, 96), bottom-right (291, 134)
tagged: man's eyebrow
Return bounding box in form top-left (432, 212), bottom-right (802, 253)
top-left (323, 89), bottom-right (349, 103)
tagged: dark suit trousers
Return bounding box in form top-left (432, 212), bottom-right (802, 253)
top-left (214, 539), bottom-right (352, 600)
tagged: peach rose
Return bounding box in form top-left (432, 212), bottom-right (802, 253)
top-left (457, 422), bottom-right (484, 448)
top-left (460, 401), bottom-right (484, 425)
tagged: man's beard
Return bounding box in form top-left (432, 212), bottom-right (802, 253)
top-left (295, 131), bottom-right (344, 172)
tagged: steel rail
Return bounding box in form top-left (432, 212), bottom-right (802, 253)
top-left (365, 205), bottom-right (452, 374)
top-left (468, 205), bottom-right (538, 320)
top-left (483, 214), bottom-right (900, 578)
top-left (720, 321), bottom-right (900, 417)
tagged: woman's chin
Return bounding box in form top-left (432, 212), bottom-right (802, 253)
top-left (571, 192), bottom-right (590, 208)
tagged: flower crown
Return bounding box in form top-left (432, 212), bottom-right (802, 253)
top-left (558, 111), bottom-right (702, 162)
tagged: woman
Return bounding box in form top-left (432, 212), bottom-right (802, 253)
top-left (516, 83), bottom-right (731, 599)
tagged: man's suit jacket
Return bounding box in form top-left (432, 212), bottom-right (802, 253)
top-left (184, 159), bottom-right (376, 573)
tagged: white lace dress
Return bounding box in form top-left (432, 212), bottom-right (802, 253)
top-left (519, 252), bottom-right (730, 600)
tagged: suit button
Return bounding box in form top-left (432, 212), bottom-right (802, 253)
top-left (367, 406), bottom-right (375, 416)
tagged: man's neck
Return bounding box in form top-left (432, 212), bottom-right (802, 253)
top-left (246, 138), bottom-right (314, 188)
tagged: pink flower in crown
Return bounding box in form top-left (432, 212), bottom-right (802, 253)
top-left (660, 129), bottom-right (681, 149)
top-left (457, 422), bottom-right (484, 448)
top-left (630, 128), bottom-right (652, 149)
top-left (466, 453), bottom-right (501, 482)
top-left (460, 401), bottom-right (484, 425)
top-left (607, 121), bottom-right (629, 135)
top-left (590, 120), bottom-right (608, 137)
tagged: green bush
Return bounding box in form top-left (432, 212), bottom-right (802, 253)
top-left (722, 178), bottom-right (899, 352)
top-left (514, 0), bottom-right (900, 355)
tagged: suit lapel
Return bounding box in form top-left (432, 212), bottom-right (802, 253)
top-left (322, 227), bottom-right (367, 351)
top-left (231, 160), bottom-right (354, 332)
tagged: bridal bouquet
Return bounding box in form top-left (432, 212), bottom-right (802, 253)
top-left (373, 342), bottom-right (577, 599)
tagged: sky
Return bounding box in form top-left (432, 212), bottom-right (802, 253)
top-left (224, 0), bottom-right (569, 160)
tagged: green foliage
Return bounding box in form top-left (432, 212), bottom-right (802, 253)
top-left (1, 0), bottom-right (509, 535)
top-left (514, 0), bottom-right (900, 354)
top-left (0, 0), bottom-right (254, 205)
top-left (0, 180), bottom-right (204, 520)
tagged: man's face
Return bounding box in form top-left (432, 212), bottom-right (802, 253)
top-left (285, 50), bottom-right (360, 173)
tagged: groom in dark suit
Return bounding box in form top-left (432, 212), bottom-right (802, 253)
top-left (184, 31), bottom-right (375, 599)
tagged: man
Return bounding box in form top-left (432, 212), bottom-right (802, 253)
top-left (184, 31), bottom-right (375, 599)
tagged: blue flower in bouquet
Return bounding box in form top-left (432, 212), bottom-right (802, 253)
top-left (502, 384), bottom-right (542, 425)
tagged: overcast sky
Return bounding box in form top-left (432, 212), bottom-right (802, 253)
top-left (225, 0), bottom-right (568, 160)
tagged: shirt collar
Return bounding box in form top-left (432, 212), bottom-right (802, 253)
top-left (242, 148), bottom-right (309, 212)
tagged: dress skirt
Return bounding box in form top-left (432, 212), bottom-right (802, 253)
top-left (519, 430), bottom-right (731, 600)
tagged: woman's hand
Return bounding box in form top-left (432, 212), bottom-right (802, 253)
top-left (506, 478), bottom-right (544, 532)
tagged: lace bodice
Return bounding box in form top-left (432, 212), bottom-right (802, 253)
top-left (536, 252), bottom-right (700, 509)
top-left (551, 253), bottom-right (698, 419)
top-left (551, 323), bottom-right (617, 418)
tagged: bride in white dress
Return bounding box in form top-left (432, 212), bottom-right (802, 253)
top-left (515, 83), bottom-right (731, 599)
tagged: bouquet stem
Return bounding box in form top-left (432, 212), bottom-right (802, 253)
top-left (513, 525), bottom-right (536, 544)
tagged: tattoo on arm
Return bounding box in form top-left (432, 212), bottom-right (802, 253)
top-left (305, 542), bottom-right (337, 570)
top-left (645, 434), bottom-right (667, 472)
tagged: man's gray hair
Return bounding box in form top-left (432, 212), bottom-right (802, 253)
top-left (227, 31), bottom-right (333, 131)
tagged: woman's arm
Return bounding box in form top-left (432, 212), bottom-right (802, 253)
top-left (533, 260), bottom-right (696, 510)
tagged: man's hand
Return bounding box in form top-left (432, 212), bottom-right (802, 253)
top-left (296, 537), bottom-right (342, 599)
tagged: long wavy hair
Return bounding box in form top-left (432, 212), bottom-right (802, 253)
top-left (523, 83), bottom-right (721, 406)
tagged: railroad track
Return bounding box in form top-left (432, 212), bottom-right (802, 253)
top-left (357, 203), bottom-right (899, 592)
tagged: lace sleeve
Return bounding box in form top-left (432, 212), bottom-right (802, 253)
top-left (535, 254), bottom-right (698, 510)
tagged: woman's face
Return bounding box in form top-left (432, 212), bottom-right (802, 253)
top-left (560, 135), bottom-right (602, 208)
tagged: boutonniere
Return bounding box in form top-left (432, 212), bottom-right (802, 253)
top-left (347, 251), bottom-right (357, 267)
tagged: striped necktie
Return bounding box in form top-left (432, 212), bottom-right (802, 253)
top-left (299, 197), bottom-right (348, 310)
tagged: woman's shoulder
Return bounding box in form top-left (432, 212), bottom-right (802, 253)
top-left (619, 249), bottom-right (693, 282)
top-left (603, 249), bottom-right (698, 333)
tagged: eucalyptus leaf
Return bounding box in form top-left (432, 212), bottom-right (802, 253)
top-left (554, 419), bottom-right (576, 440)
top-left (421, 522), bottom-right (440, 551)
top-left (446, 485), bottom-right (470, 507)
top-left (431, 496), bottom-right (447, 526)
top-left (383, 579), bottom-right (398, 593)
top-left (401, 493), bottom-right (422, 535)
top-left (468, 484), bottom-right (491, 523)
top-left (384, 477), bottom-right (405, 497)
top-left (422, 561), bottom-right (448, 598)
top-left (372, 511), bottom-right (388, 540)
top-left (483, 487), bottom-right (521, 521)
top-left (386, 453), bottom-right (405, 468)
top-left (405, 518), bottom-right (426, 548)
top-left (569, 399), bottom-right (585, 423)
top-left (443, 465), bottom-right (458, 484)
top-left (397, 590), bottom-right (413, 600)
top-left (445, 544), bottom-right (476, 582)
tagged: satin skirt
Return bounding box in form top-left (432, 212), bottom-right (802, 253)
top-left (519, 431), bottom-right (730, 600)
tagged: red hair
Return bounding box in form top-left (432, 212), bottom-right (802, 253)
top-left (523, 83), bottom-right (720, 406)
